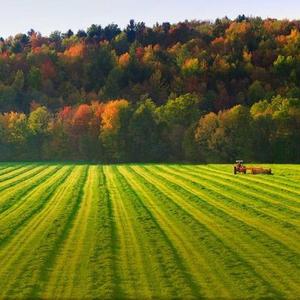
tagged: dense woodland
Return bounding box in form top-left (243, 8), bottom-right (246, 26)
top-left (0, 16), bottom-right (299, 162)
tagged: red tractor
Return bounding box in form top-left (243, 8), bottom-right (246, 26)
top-left (234, 160), bottom-right (272, 175)
top-left (234, 160), bottom-right (247, 174)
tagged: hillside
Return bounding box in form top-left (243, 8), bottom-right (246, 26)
top-left (0, 17), bottom-right (300, 162)
top-left (1, 17), bottom-right (300, 112)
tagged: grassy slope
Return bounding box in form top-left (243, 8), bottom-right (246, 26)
top-left (0, 163), bottom-right (299, 299)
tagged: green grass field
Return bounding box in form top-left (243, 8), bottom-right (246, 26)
top-left (0, 163), bottom-right (299, 299)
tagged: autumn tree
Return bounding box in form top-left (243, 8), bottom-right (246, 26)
top-left (0, 112), bottom-right (29, 159)
top-left (100, 99), bottom-right (130, 162)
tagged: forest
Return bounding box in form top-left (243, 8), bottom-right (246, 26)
top-left (0, 16), bottom-right (299, 162)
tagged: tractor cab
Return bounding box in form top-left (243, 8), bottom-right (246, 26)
top-left (234, 160), bottom-right (246, 174)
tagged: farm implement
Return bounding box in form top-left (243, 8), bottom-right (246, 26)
top-left (234, 160), bottom-right (272, 175)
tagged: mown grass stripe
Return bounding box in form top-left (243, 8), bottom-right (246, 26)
top-left (0, 165), bottom-right (22, 177)
top-left (188, 167), bottom-right (300, 229)
top-left (85, 166), bottom-right (118, 299)
top-left (104, 165), bottom-right (200, 299)
top-left (208, 164), bottom-right (300, 188)
top-left (0, 165), bottom-right (61, 217)
top-left (0, 163), bottom-right (298, 299)
top-left (136, 165), bottom-right (299, 298)
top-left (0, 165), bottom-right (44, 195)
top-left (172, 165), bottom-right (300, 227)
top-left (0, 163), bottom-right (28, 175)
top-left (250, 172), bottom-right (300, 190)
top-left (0, 165), bottom-right (54, 212)
top-left (204, 165), bottom-right (300, 199)
top-left (151, 165), bottom-right (300, 294)
top-left (132, 165), bottom-right (287, 298)
top-left (184, 165), bottom-right (300, 209)
top-left (0, 164), bottom-right (36, 185)
top-left (159, 165), bottom-right (300, 254)
top-left (0, 166), bottom-right (88, 299)
top-left (0, 166), bottom-right (70, 246)
top-left (158, 165), bottom-right (300, 251)
top-left (0, 166), bottom-right (74, 298)
top-left (33, 166), bottom-right (89, 299)
top-left (103, 165), bottom-right (158, 299)
top-left (40, 166), bottom-right (96, 299)
top-left (116, 165), bottom-right (208, 299)
top-left (126, 167), bottom-right (278, 298)
top-left (118, 166), bottom-right (233, 299)
top-left (187, 165), bottom-right (300, 210)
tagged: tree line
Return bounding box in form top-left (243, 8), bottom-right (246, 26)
top-left (0, 94), bottom-right (299, 162)
top-left (0, 16), bottom-right (300, 162)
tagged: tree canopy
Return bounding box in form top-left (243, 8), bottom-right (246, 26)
top-left (0, 17), bottom-right (299, 162)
